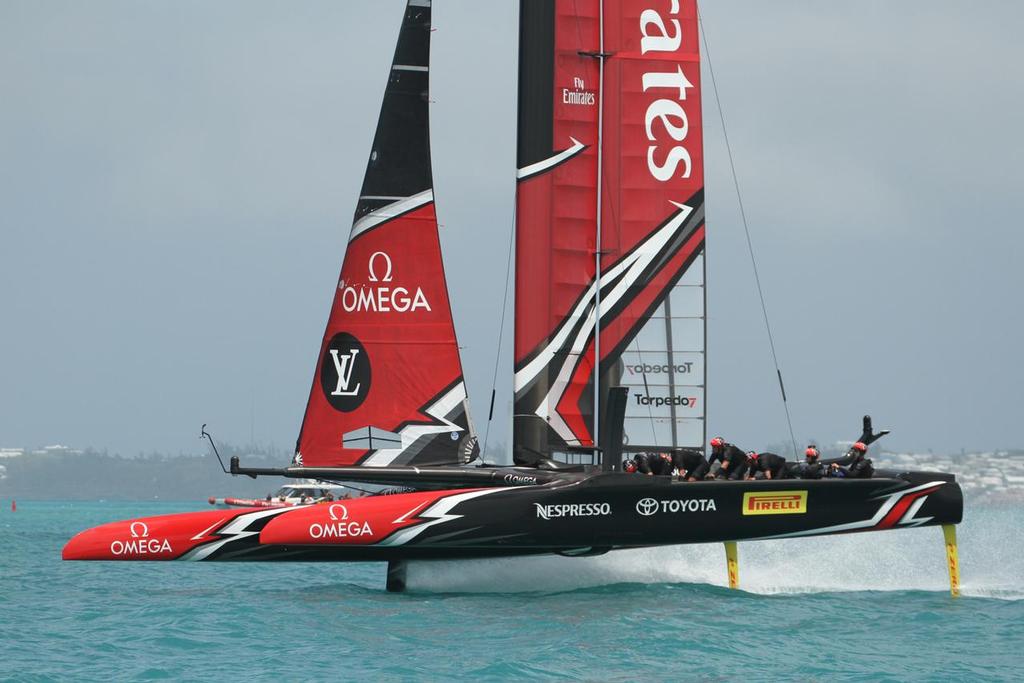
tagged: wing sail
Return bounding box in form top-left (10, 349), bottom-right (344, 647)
top-left (513, 0), bottom-right (706, 461)
top-left (295, 0), bottom-right (478, 468)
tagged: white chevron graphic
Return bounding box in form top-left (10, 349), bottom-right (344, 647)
top-left (515, 202), bottom-right (694, 443)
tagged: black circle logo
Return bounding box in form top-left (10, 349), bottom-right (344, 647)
top-left (319, 332), bottom-right (371, 412)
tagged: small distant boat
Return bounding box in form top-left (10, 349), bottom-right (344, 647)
top-left (207, 482), bottom-right (358, 509)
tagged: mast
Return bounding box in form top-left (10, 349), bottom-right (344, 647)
top-left (593, 0), bottom-right (606, 458)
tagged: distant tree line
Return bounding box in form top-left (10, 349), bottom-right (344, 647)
top-left (0, 443), bottom-right (288, 501)
top-left (0, 440), bottom-right (515, 500)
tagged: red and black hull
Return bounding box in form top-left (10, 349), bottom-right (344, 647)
top-left (63, 471), bottom-right (962, 563)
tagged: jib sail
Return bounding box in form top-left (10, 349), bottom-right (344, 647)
top-left (513, 0), bottom-right (706, 462)
top-left (295, 0), bottom-right (478, 468)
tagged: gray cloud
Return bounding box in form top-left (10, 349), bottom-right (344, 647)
top-left (1, 1), bottom-right (1020, 460)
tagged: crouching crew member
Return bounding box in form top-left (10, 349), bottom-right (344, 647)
top-left (796, 445), bottom-right (824, 479)
top-left (672, 448), bottom-right (710, 481)
top-left (633, 452), bottom-right (675, 476)
top-left (706, 437), bottom-right (747, 479)
top-left (727, 452), bottom-right (753, 480)
top-left (745, 451), bottom-right (789, 480)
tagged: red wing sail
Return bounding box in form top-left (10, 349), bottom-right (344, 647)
top-left (296, 0), bottom-right (477, 468)
top-left (513, 0), bottom-right (706, 462)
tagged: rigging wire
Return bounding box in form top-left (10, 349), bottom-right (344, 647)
top-left (481, 9), bottom-right (528, 464)
top-left (698, 12), bottom-right (799, 458)
top-left (481, 202), bottom-right (517, 462)
top-left (633, 339), bottom-right (659, 444)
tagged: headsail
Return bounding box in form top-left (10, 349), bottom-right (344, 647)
top-left (513, 0), bottom-right (706, 462)
top-left (295, 0), bottom-right (478, 468)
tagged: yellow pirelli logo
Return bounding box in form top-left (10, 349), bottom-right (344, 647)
top-left (742, 491), bottom-right (808, 515)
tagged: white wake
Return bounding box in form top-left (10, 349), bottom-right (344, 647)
top-left (407, 506), bottom-right (1023, 598)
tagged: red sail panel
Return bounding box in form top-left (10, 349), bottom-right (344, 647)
top-left (599, 0), bottom-right (706, 449)
top-left (295, 1), bottom-right (476, 468)
top-left (513, 1), bottom-right (601, 460)
top-left (514, 0), bottom-right (705, 461)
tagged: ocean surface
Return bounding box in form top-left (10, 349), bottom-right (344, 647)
top-left (2, 501), bottom-right (1022, 681)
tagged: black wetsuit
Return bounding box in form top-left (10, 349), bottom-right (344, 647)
top-left (728, 458), bottom-right (751, 480)
top-left (795, 460), bottom-right (824, 480)
top-left (845, 454), bottom-right (874, 479)
top-left (671, 449), bottom-right (709, 480)
top-left (748, 452), bottom-right (788, 480)
top-left (710, 444), bottom-right (746, 479)
top-left (654, 454), bottom-right (675, 476)
top-left (631, 454), bottom-right (649, 474)
top-left (633, 453), bottom-right (674, 476)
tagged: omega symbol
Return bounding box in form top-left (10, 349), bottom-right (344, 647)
top-left (367, 252), bottom-right (393, 282)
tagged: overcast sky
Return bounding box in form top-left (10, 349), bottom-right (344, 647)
top-left (1, 1), bottom-right (1022, 461)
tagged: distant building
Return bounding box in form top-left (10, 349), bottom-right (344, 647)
top-left (0, 448), bottom-right (24, 459)
top-left (875, 449), bottom-right (1024, 503)
top-left (29, 445), bottom-right (83, 456)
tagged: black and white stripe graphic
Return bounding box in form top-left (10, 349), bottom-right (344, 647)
top-left (514, 197), bottom-right (705, 446)
top-left (517, 137), bottom-right (587, 182)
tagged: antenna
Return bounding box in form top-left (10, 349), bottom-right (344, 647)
top-left (200, 424), bottom-right (230, 474)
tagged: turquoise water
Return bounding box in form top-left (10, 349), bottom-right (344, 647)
top-left (2, 501), bottom-right (1022, 681)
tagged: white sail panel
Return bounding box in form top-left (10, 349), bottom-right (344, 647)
top-left (619, 255), bottom-right (705, 450)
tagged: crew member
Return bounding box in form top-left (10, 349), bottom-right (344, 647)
top-left (845, 441), bottom-right (874, 479)
top-left (706, 437), bottom-right (746, 479)
top-left (656, 452), bottom-right (676, 476)
top-left (633, 452), bottom-right (674, 476)
top-left (745, 451), bottom-right (789, 480)
top-left (622, 459), bottom-right (638, 474)
top-left (727, 452), bottom-right (753, 480)
top-left (796, 446), bottom-right (824, 480)
top-left (633, 452), bottom-right (654, 475)
top-left (630, 454), bottom-right (663, 475)
top-left (671, 448), bottom-right (709, 481)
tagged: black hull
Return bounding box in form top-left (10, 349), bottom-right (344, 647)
top-left (62, 470), bottom-right (962, 565)
top-left (235, 473), bottom-right (961, 561)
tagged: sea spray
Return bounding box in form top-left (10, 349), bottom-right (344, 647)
top-left (3, 501), bottom-right (1023, 680)
top-left (407, 505), bottom-right (1023, 597)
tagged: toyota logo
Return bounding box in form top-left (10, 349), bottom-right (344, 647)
top-left (636, 498), bottom-right (658, 516)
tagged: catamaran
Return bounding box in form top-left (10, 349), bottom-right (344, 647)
top-left (63, 0), bottom-right (963, 594)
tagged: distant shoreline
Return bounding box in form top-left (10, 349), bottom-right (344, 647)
top-left (2, 449), bottom-right (1022, 503)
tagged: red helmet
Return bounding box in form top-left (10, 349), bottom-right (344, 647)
top-left (623, 460), bottom-right (637, 473)
top-left (852, 441), bottom-right (867, 453)
top-left (805, 446), bottom-right (820, 460)
top-left (710, 437), bottom-right (725, 449)
top-left (746, 451), bottom-right (758, 461)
